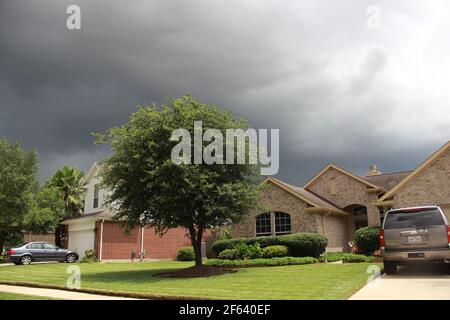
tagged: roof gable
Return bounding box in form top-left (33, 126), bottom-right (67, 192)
top-left (303, 164), bottom-right (381, 190)
top-left (263, 177), bottom-right (347, 215)
top-left (83, 162), bottom-right (100, 186)
top-left (379, 141), bottom-right (450, 201)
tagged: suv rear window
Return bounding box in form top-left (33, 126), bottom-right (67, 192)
top-left (384, 208), bottom-right (445, 229)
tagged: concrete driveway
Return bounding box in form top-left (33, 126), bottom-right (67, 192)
top-left (350, 264), bottom-right (450, 300)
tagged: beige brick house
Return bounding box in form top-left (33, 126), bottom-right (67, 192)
top-left (232, 141), bottom-right (450, 252)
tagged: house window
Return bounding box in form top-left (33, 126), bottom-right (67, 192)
top-left (275, 212), bottom-right (291, 235)
top-left (255, 212), bottom-right (292, 236)
top-left (93, 184), bottom-right (100, 209)
top-left (255, 213), bottom-right (272, 236)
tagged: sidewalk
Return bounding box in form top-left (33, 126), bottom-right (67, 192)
top-left (0, 284), bottom-right (140, 300)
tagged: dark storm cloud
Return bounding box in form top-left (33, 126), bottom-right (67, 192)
top-left (1, 0), bottom-right (450, 183)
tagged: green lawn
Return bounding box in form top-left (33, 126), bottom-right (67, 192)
top-left (0, 292), bottom-right (56, 300)
top-left (0, 261), bottom-right (378, 299)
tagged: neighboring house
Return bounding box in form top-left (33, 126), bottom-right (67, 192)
top-left (62, 163), bottom-right (209, 260)
top-left (233, 141), bottom-right (450, 252)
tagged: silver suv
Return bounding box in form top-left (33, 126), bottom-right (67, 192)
top-left (381, 205), bottom-right (450, 275)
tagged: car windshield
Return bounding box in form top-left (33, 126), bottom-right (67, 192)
top-left (384, 208), bottom-right (445, 229)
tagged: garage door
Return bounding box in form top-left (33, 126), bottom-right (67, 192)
top-left (68, 229), bottom-right (95, 258)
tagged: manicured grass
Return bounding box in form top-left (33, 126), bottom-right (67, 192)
top-left (0, 260), bottom-right (378, 299)
top-left (0, 292), bottom-right (56, 300)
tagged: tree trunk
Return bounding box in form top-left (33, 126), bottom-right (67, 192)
top-left (55, 224), bottom-right (63, 248)
top-left (0, 234), bottom-right (5, 255)
top-left (189, 225), bottom-right (204, 267)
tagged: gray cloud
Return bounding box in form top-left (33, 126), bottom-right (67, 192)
top-left (1, 0), bottom-right (449, 183)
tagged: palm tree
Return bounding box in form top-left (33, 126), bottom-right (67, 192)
top-left (49, 166), bottom-right (85, 246)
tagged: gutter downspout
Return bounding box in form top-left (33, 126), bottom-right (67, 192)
top-left (99, 219), bottom-right (105, 261)
top-left (322, 210), bottom-right (332, 263)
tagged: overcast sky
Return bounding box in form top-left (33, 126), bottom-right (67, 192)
top-left (1, 0), bottom-right (450, 185)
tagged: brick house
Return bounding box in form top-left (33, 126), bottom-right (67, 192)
top-left (233, 141), bottom-right (450, 252)
top-left (62, 163), bottom-right (210, 260)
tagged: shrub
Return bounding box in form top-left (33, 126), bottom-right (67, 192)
top-left (233, 242), bottom-right (263, 260)
top-left (0, 256), bottom-right (4, 264)
top-left (262, 245), bottom-right (289, 258)
top-left (80, 249), bottom-right (98, 263)
top-left (218, 249), bottom-right (238, 260)
top-left (342, 253), bottom-right (374, 263)
top-left (321, 252), bottom-right (344, 262)
top-left (212, 233), bottom-right (327, 258)
top-left (177, 246), bottom-right (195, 261)
top-left (206, 256), bottom-right (317, 267)
top-left (355, 226), bottom-right (381, 255)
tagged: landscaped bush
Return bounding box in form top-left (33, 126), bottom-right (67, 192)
top-left (212, 233), bottom-right (327, 258)
top-left (318, 252), bottom-right (373, 263)
top-left (233, 242), bottom-right (263, 259)
top-left (320, 252), bottom-right (344, 262)
top-left (80, 249), bottom-right (98, 263)
top-left (342, 253), bottom-right (374, 263)
top-left (177, 246), bottom-right (195, 261)
top-left (217, 243), bottom-right (263, 260)
top-left (355, 226), bottom-right (381, 255)
top-left (218, 249), bottom-right (238, 260)
top-left (0, 256), bottom-right (4, 264)
top-left (262, 245), bottom-right (289, 258)
top-left (206, 256), bottom-right (317, 267)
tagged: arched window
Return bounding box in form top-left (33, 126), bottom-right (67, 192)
top-left (255, 213), bottom-right (271, 236)
top-left (275, 212), bottom-right (291, 235)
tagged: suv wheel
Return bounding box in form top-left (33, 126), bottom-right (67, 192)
top-left (66, 253), bottom-right (77, 263)
top-left (384, 261), bottom-right (397, 275)
top-left (20, 255), bottom-right (32, 265)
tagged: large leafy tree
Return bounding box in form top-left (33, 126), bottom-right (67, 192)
top-left (24, 186), bottom-right (64, 235)
top-left (49, 166), bottom-right (85, 247)
top-left (0, 139), bottom-right (38, 251)
top-left (96, 96), bottom-right (262, 266)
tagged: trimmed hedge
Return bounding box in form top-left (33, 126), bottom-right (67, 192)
top-left (206, 256), bottom-right (317, 267)
top-left (342, 253), bottom-right (374, 263)
top-left (321, 252), bottom-right (344, 262)
top-left (212, 233), bottom-right (327, 258)
top-left (355, 226), bottom-right (380, 255)
top-left (262, 245), bottom-right (289, 258)
top-left (319, 252), bottom-right (374, 263)
top-left (177, 247), bottom-right (195, 261)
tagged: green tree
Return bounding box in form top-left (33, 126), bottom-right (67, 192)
top-left (0, 139), bottom-right (38, 251)
top-left (49, 166), bottom-right (85, 247)
top-left (24, 186), bottom-right (64, 235)
top-left (95, 96), bottom-right (262, 267)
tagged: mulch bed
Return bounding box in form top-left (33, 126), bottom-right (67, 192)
top-left (155, 265), bottom-right (236, 278)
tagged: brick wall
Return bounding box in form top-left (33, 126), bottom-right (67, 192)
top-left (232, 183), bottom-right (319, 238)
top-left (394, 147), bottom-right (450, 208)
top-left (306, 168), bottom-right (381, 227)
top-left (22, 232), bottom-right (55, 244)
top-left (95, 221), bottom-right (210, 260)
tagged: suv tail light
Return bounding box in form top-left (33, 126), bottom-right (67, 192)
top-left (380, 229), bottom-right (385, 249)
top-left (7, 249), bottom-right (14, 255)
top-left (446, 225), bottom-right (450, 244)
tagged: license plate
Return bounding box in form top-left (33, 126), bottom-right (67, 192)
top-left (408, 235), bottom-right (422, 243)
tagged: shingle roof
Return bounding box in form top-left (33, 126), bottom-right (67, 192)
top-left (361, 171), bottom-right (412, 191)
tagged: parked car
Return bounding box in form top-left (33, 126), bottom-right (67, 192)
top-left (6, 242), bottom-right (79, 265)
top-left (381, 205), bottom-right (450, 275)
